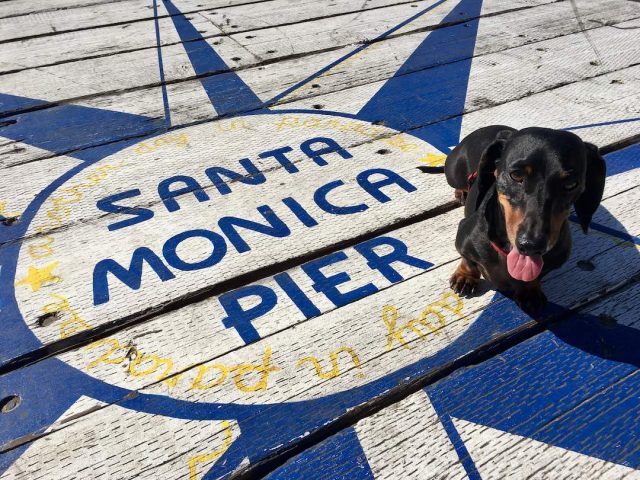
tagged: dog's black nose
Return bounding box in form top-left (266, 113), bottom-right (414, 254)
top-left (516, 233), bottom-right (546, 256)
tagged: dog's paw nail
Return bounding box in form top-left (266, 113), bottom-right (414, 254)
top-left (449, 273), bottom-right (478, 297)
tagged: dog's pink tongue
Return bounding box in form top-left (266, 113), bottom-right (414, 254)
top-left (507, 248), bottom-right (544, 282)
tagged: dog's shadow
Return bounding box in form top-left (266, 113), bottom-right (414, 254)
top-left (535, 205), bottom-right (640, 367)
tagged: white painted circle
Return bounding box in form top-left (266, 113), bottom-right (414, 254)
top-left (15, 113), bottom-right (473, 404)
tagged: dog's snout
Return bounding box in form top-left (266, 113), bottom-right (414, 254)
top-left (516, 232), bottom-right (546, 256)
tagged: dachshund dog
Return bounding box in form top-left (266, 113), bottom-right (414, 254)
top-left (444, 125), bottom-right (606, 311)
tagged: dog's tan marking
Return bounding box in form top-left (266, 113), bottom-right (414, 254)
top-left (549, 209), bottom-right (570, 247)
top-left (498, 193), bottom-right (525, 246)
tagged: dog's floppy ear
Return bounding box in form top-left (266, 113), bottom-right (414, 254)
top-left (574, 142), bottom-right (606, 233)
top-left (475, 129), bottom-right (514, 209)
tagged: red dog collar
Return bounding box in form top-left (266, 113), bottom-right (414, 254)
top-left (467, 171), bottom-right (478, 190)
top-left (490, 241), bottom-right (509, 257)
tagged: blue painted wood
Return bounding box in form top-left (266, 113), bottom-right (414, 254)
top-left (0, 93), bottom-right (165, 161)
top-left (161, 0), bottom-right (266, 117)
top-left (265, 284), bottom-right (640, 477)
top-left (358, 0), bottom-right (483, 152)
top-left (426, 289), bottom-right (640, 468)
top-left (263, 428), bottom-right (374, 480)
top-left (1, 1), bottom-right (639, 477)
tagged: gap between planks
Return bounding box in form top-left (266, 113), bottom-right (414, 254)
top-left (2, 179), bottom-right (638, 454)
top-left (0, 0), bottom-right (427, 44)
top-left (0, 0), bottom-right (466, 70)
top-left (231, 274), bottom-right (640, 480)
top-left (0, 0), bottom-right (566, 99)
top-left (1, 8), bottom-right (637, 170)
top-left (1, 109), bottom-right (638, 374)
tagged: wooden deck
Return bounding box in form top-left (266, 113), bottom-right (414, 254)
top-left (0, 0), bottom-right (639, 478)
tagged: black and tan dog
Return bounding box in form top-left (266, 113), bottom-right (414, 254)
top-left (443, 125), bottom-right (606, 311)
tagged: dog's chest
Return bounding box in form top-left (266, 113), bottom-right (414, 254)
top-left (478, 257), bottom-right (515, 292)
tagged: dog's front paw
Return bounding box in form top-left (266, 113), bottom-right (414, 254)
top-left (514, 284), bottom-right (547, 313)
top-left (454, 189), bottom-right (467, 206)
top-left (449, 270), bottom-right (479, 296)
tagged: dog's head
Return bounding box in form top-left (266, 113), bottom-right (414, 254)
top-left (477, 127), bottom-right (606, 256)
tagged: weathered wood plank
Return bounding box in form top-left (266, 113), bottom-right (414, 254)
top-left (0, 0), bottom-right (134, 19)
top-left (1, 2), bottom-right (639, 478)
top-left (1, 48), bottom-right (637, 233)
top-left (459, 63), bottom-right (640, 147)
top-left (0, 0), bottom-right (268, 41)
top-left (0, 0), bottom-right (467, 73)
top-left (263, 390), bottom-right (471, 479)
top-left (352, 390), bottom-right (468, 480)
top-left (276, 17), bottom-right (640, 115)
top-left (2, 0), bottom-right (634, 114)
top-left (264, 282), bottom-right (640, 479)
top-left (2, 7), bottom-right (638, 178)
top-left (1, 165), bottom-right (637, 477)
top-left (1, 395), bottom-right (241, 480)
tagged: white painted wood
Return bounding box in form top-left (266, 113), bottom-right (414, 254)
top-left (0, 0), bottom-right (481, 72)
top-left (0, 148), bottom-right (81, 221)
top-left (12, 182), bottom-right (638, 437)
top-left (453, 417), bottom-right (640, 479)
top-left (0, 0), bottom-right (267, 41)
top-left (0, 0), bottom-right (134, 19)
top-left (277, 18), bottom-right (640, 122)
top-left (3, 7), bottom-right (639, 176)
top-left (459, 64), bottom-right (640, 149)
top-left (1, 396), bottom-right (241, 480)
top-left (193, 0), bottom-right (446, 36)
top-left (2, 0), bottom-right (633, 116)
top-left (265, 281), bottom-right (640, 480)
top-left (0, 15), bottom-right (178, 74)
top-left (31, 203), bottom-right (462, 346)
top-left (355, 390), bottom-right (467, 479)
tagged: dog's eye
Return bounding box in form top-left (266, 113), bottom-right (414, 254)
top-left (563, 181), bottom-right (578, 190)
top-left (509, 171), bottom-right (524, 183)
